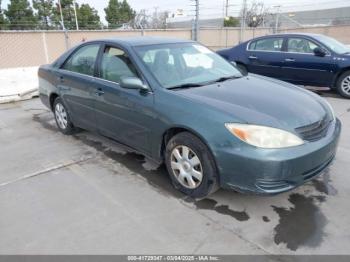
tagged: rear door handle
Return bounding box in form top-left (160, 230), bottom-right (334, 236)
top-left (95, 87), bottom-right (104, 96)
top-left (285, 58), bottom-right (295, 62)
top-left (249, 55), bottom-right (258, 60)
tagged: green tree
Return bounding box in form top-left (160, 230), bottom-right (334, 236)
top-left (5, 0), bottom-right (37, 30)
top-left (33, 0), bottom-right (55, 29)
top-left (224, 16), bottom-right (239, 27)
top-left (105, 0), bottom-right (135, 29)
top-left (77, 3), bottom-right (101, 30)
top-left (0, 0), bottom-right (9, 29)
top-left (52, 0), bottom-right (76, 29)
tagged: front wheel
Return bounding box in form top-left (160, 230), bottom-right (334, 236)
top-left (165, 132), bottom-right (219, 198)
top-left (336, 71), bottom-right (350, 98)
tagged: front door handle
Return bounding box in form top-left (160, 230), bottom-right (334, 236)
top-left (58, 76), bottom-right (64, 83)
top-left (95, 87), bottom-right (104, 96)
top-left (285, 58), bottom-right (295, 62)
top-left (249, 55), bottom-right (258, 60)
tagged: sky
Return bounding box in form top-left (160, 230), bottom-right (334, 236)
top-left (2, 0), bottom-right (350, 24)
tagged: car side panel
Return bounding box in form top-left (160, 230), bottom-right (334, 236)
top-left (56, 69), bottom-right (97, 131)
top-left (38, 65), bottom-right (57, 109)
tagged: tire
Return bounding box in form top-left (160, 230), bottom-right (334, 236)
top-left (165, 132), bottom-right (219, 198)
top-left (336, 71), bottom-right (350, 99)
top-left (236, 63), bottom-right (248, 76)
top-left (53, 97), bottom-right (76, 135)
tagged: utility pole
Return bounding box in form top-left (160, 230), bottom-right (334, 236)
top-left (58, 0), bottom-right (69, 50)
top-left (73, 0), bottom-right (79, 30)
top-left (239, 0), bottom-right (247, 43)
top-left (225, 0), bottom-right (229, 18)
top-left (273, 5), bottom-right (281, 33)
top-left (195, 0), bottom-right (199, 41)
top-left (153, 6), bottom-right (159, 29)
top-left (58, 0), bottom-right (65, 30)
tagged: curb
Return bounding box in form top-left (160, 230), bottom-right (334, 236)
top-left (0, 88), bottom-right (39, 104)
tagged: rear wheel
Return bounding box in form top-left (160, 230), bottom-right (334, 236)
top-left (53, 97), bottom-right (76, 135)
top-left (336, 71), bottom-right (350, 98)
top-left (165, 132), bottom-right (219, 198)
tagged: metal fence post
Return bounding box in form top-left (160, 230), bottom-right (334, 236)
top-left (41, 32), bottom-right (49, 63)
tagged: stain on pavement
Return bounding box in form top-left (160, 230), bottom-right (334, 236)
top-left (272, 193), bottom-right (327, 251)
top-left (311, 167), bottom-right (338, 196)
top-left (192, 198), bottom-right (250, 221)
top-left (262, 216), bottom-right (270, 222)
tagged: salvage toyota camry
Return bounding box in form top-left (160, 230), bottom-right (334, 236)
top-left (38, 37), bottom-right (341, 197)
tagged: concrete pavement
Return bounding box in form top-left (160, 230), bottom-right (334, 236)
top-left (0, 92), bottom-right (349, 254)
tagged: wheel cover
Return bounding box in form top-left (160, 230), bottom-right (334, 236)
top-left (55, 103), bottom-right (68, 129)
top-left (170, 145), bottom-right (203, 189)
top-left (341, 76), bottom-right (350, 95)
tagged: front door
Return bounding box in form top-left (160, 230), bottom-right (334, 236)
top-left (93, 45), bottom-right (155, 154)
top-left (281, 37), bottom-right (335, 86)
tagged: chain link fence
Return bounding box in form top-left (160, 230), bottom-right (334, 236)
top-left (1, 25), bottom-right (350, 69)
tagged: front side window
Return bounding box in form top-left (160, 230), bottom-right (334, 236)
top-left (287, 38), bottom-right (319, 53)
top-left (135, 43), bottom-right (242, 88)
top-left (62, 44), bottom-right (100, 76)
top-left (249, 38), bottom-right (283, 51)
top-left (100, 46), bottom-right (138, 83)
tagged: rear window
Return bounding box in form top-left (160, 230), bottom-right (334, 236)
top-left (248, 38), bottom-right (283, 52)
top-left (62, 44), bottom-right (100, 76)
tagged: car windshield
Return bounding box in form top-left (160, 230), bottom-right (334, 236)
top-left (134, 43), bottom-right (242, 89)
top-left (314, 35), bottom-right (350, 54)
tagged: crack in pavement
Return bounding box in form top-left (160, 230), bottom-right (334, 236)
top-left (0, 156), bottom-right (96, 187)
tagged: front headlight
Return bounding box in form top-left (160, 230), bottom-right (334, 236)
top-left (225, 123), bottom-right (304, 149)
top-left (323, 98), bottom-right (335, 121)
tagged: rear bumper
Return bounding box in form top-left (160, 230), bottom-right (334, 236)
top-left (215, 118), bottom-right (341, 195)
top-left (39, 93), bottom-right (50, 110)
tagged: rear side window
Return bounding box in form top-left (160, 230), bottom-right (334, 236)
top-left (248, 38), bottom-right (283, 51)
top-left (100, 46), bottom-right (138, 83)
top-left (62, 44), bottom-right (100, 76)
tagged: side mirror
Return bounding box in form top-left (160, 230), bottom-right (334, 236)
top-left (120, 76), bottom-right (149, 91)
top-left (313, 47), bottom-right (326, 57)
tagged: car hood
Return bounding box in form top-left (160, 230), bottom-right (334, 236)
top-left (174, 74), bottom-right (330, 130)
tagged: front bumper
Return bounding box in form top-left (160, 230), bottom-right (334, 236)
top-left (214, 118), bottom-right (341, 194)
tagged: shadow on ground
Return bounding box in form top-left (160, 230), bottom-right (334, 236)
top-left (31, 108), bottom-right (338, 252)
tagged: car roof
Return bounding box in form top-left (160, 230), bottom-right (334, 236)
top-left (254, 33), bottom-right (325, 39)
top-left (88, 36), bottom-right (194, 47)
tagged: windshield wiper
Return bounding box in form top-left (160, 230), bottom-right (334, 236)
top-left (167, 83), bottom-right (204, 90)
top-left (167, 75), bottom-right (241, 90)
top-left (211, 75), bottom-right (242, 83)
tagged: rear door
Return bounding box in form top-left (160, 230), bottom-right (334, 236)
top-left (281, 37), bottom-right (335, 86)
top-left (93, 44), bottom-right (155, 154)
top-left (246, 36), bottom-right (285, 79)
top-left (58, 43), bottom-right (101, 130)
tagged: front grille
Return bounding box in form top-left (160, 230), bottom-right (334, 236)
top-left (295, 115), bottom-right (331, 142)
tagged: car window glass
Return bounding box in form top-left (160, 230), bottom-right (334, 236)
top-left (135, 43), bottom-right (242, 88)
top-left (141, 49), bottom-right (175, 66)
top-left (100, 46), bottom-right (138, 83)
top-left (249, 38), bottom-right (283, 51)
top-left (182, 52), bottom-right (213, 69)
top-left (62, 44), bottom-right (100, 76)
top-left (287, 38), bottom-right (319, 53)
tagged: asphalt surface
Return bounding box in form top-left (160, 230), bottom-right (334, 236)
top-left (0, 90), bottom-right (349, 255)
